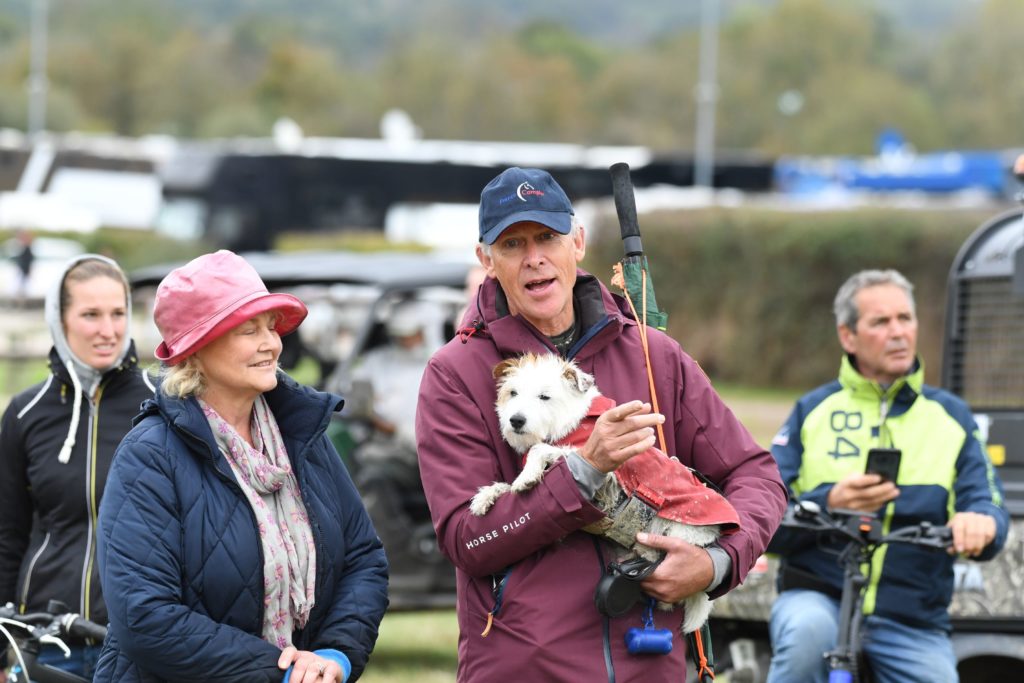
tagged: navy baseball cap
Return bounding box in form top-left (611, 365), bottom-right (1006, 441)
top-left (478, 167), bottom-right (575, 245)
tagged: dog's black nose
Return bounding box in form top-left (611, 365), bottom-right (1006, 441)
top-left (509, 414), bottom-right (526, 431)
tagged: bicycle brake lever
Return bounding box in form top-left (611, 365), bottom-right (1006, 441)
top-left (0, 617), bottom-right (32, 632)
top-left (793, 500), bottom-right (822, 520)
top-left (39, 633), bottom-right (71, 657)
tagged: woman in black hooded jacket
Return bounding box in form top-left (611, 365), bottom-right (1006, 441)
top-left (0, 254), bottom-right (154, 680)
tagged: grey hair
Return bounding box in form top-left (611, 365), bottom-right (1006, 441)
top-left (833, 269), bottom-right (915, 328)
top-left (479, 215), bottom-right (583, 256)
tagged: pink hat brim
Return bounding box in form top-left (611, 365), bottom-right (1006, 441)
top-left (155, 292), bottom-right (307, 366)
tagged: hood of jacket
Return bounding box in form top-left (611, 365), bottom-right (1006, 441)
top-left (45, 253), bottom-right (134, 395)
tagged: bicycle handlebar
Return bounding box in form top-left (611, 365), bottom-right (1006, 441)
top-left (778, 501), bottom-right (952, 682)
top-left (880, 520), bottom-right (952, 550)
top-left (62, 613), bottom-right (109, 642)
top-left (782, 500), bottom-right (952, 551)
top-left (0, 601), bottom-right (108, 643)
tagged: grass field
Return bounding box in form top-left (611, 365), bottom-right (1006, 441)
top-left (361, 611), bottom-right (459, 683)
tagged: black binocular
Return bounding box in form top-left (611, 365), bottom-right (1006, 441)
top-left (594, 554), bottom-right (664, 618)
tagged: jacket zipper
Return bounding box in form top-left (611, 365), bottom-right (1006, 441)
top-left (863, 387), bottom-right (896, 615)
top-left (19, 533), bottom-right (51, 611)
top-left (567, 315), bottom-right (612, 360)
top-left (81, 385), bottom-right (105, 621)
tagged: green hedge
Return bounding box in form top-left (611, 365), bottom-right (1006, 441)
top-left (8, 208), bottom-right (1004, 393)
top-left (584, 206), bottom-right (999, 390)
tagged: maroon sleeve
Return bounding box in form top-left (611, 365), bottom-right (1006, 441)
top-left (416, 357), bottom-right (606, 578)
top-left (670, 350), bottom-right (787, 597)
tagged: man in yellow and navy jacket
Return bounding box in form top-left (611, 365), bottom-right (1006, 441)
top-left (766, 269), bottom-right (1008, 683)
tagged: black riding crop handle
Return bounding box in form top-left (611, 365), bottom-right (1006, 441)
top-left (610, 162), bottom-right (644, 258)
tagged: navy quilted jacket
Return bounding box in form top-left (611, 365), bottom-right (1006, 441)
top-left (94, 374), bottom-right (388, 682)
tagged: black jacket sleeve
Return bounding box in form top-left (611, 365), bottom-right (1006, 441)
top-left (0, 400), bottom-right (33, 606)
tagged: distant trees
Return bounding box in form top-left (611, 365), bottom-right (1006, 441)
top-left (0, 0), bottom-right (1020, 153)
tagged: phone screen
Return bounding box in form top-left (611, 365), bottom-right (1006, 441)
top-left (865, 447), bottom-right (901, 483)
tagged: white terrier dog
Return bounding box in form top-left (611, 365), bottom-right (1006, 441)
top-left (469, 352), bottom-right (739, 633)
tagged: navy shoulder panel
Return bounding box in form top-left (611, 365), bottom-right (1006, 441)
top-left (920, 384), bottom-right (975, 432)
top-left (797, 379), bottom-right (843, 417)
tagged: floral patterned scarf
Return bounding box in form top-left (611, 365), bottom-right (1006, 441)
top-left (200, 395), bottom-right (317, 648)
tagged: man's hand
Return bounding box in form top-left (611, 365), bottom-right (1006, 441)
top-left (827, 473), bottom-right (899, 512)
top-left (635, 532), bottom-right (714, 604)
top-left (579, 401), bottom-right (664, 473)
top-left (947, 511), bottom-right (996, 557)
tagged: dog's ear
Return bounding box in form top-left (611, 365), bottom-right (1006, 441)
top-left (493, 358), bottom-right (518, 382)
top-left (563, 364), bottom-right (595, 394)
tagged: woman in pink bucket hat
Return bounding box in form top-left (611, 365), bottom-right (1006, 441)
top-left (94, 250), bottom-right (388, 683)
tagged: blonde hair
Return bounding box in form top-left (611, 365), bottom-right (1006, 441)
top-left (160, 356), bottom-right (206, 398)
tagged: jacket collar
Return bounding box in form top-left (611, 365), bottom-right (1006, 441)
top-left (468, 269), bottom-right (635, 360)
top-left (48, 341), bottom-right (141, 388)
top-left (143, 373), bottom-right (343, 467)
top-left (838, 353), bottom-right (924, 405)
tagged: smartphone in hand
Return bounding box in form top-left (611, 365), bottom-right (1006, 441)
top-left (865, 448), bottom-right (901, 483)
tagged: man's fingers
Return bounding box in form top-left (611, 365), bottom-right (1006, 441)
top-left (595, 402), bottom-right (662, 439)
top-left (636, 531), bottom-right (673, 549)
top-left (582, 401), bottom-right (664, 472)
top-left (604, 411), bottom-right (664, 434)
top-left (831, 478), bottom-right (898, 512)
top-left (611, 400), bottom-right (649, 418)
top-left (608, 428), bottom-right (656, 461)
top-left (603, 401), bottom-right (659, 425)
top-left (950, 513), bottom-right (996, 556)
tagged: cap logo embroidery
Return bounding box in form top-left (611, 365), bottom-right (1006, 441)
top-left (516, 181), bottom-right (544, 201)
top-left (478, 167), bottom-right (573, 243)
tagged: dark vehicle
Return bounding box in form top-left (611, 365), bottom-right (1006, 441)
top-left (710, 160), bottom-right (1024, 682)
top-left (131, 250), bottom-right (474, 611)
top-left (154, 144), bottom-right (773, 252)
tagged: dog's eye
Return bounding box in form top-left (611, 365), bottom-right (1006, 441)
top-left (539, 394), bottom-right (550, 401)
top-left (509, 390), bottom-right (518, 397)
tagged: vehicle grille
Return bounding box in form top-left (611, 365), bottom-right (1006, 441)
top-left (949, 277), bottom-right (1024, 409)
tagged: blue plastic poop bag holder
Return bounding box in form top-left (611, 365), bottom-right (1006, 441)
top-left (282, 649), bottom-right (351, 682)
top-left (625, 598), bottom-right (674, 655)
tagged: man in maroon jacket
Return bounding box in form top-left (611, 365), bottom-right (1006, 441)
top-left (416, 167), bottom-right (786, 682)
